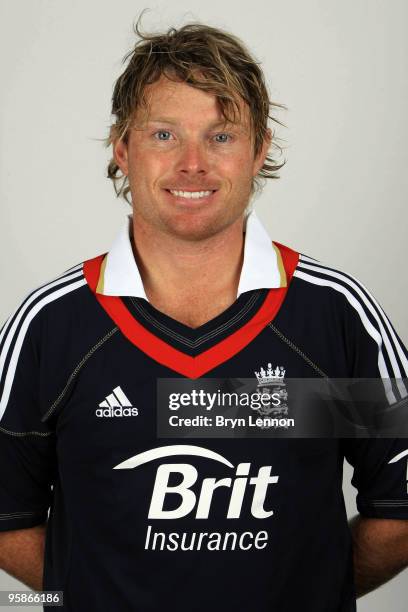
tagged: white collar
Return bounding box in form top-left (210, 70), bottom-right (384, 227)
top-left (96, 210), bottom-right (286, 299)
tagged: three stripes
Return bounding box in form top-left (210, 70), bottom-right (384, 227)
top-left (99, 386), bottom-right (132, 409)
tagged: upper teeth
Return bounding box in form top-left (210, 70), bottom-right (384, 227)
top-left (169, 190), bottom-right (213, 199)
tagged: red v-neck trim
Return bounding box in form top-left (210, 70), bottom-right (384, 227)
top-left (83, 243), bottom-right (299, 378)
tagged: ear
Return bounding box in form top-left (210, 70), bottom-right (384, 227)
top-left (112, 129), bottom-right (129, 176)
top-left (252, 128), bottom-right (272, 176)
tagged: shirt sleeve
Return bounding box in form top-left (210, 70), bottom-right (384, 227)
top-left (340, 281), bottom-right (408, 519)
top-left (0, 301), bottom-right (57, 532)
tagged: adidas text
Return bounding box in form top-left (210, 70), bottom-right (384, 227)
top-left (96, 406), bottom-right (138, 417)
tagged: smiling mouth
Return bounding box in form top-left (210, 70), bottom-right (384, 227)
top-left (165, 189), bottom-right (217, 200)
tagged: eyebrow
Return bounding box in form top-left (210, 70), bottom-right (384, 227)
top-left (146, 117), bottom-right (240, 129)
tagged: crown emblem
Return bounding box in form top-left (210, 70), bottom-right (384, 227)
top-left (255, 363), bottom-right (286, 385)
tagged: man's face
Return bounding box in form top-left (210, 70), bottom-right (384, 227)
top-left (113, 75), bottom-right (270, 241)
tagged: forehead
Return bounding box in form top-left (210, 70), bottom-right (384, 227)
top-left (135, 75), bottom-right (250, 127)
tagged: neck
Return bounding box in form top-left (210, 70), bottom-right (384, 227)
top-left (130, 213), bottom-right (246, 322)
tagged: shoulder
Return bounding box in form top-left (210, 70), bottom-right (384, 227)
top-left (274, 241), bottom-right (377, 315)
top-left (0, 257), bottom-right (116, 423)
top-left (1, 262), bottom-right (88, 336)
top-left (277, 243), bottom-right (394, 344)
top-left (289, 251), bottom-right (408, 371)
top-left (275, 246), bottom-right (408, 380)
top-left (0, 256), bottom-right (112, 356)
top-left (291, 250), bottom-right (382, 319)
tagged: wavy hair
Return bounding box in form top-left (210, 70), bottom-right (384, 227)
top-left (105, 16), bottom-right (287, 205)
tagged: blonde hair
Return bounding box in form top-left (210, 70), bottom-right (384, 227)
top-left (105, 16), bottom-right (287, 204)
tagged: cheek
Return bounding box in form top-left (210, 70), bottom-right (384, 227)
top-left (224, 153), bottom-right (255, 184)
top-left (128, 151), bottom-right (165, 185)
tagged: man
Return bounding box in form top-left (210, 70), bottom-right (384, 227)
top-left (0, 21), bottom-right (407, 612)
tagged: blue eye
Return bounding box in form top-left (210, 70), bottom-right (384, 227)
top-left (154, 130), bottom-right (172, 141)
top-left (214, 133), bottom-right (231, 143)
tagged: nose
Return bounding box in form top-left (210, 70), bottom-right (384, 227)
top-left (175, 140), bottom-right (209, 176)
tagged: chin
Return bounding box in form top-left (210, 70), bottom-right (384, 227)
top-left (160, 210), bottom-right (232, 242)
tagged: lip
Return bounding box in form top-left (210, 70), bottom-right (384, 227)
top-left (163, 189), bottom-right (218, 204)
top-left (164, 188), bottom-right (218, 193)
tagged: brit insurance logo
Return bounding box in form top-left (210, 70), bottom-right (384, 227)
top-left (96, 386), bottom-right (138, 417)
top-left (113, 444), bottom-right (279, 552)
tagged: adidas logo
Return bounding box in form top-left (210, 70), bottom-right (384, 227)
top-left (96, 386), bottom-right (138, 417)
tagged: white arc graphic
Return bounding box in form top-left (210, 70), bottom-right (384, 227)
top-left (388, 449), bottom-right (408, 494)
top-left (113, 444), bottom-right (234, 470)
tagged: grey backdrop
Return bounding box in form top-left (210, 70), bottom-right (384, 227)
top-left (0, 1), bottom-right (407, 609)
